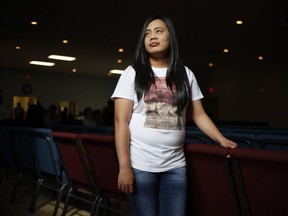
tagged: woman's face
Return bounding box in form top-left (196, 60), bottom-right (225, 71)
top-left (144, 19), bottom-right (170, 58)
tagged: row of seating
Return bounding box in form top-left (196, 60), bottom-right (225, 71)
top-left (185, 126), bottom-right (288, 150)
top-left (0, 126), bottom-right (129, 216)
top-left (52, 124), bottom-right (288, 150)
top-left (49, 123), bottom-right (288, 150)
top-left (53, 132), bottom-right (129, 216)
top-left (1, 125), bottom-right (288, 215)
top-left (0, 126), bottom-right (67, 215)
top-left (185, 143), bottom-right (288, 216)
top-left (51, 124), bottom-right (115, 135)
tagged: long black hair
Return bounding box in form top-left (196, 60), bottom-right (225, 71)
top-left (133, 14), bottom-right (191, 115)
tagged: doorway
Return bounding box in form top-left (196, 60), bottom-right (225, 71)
top-left (13, 96), bottom-right (38, 119)
top-left (59, 100), bottom-right (77, 116)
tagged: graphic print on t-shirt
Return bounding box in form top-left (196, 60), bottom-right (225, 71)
top-left (144, 77), bottom-right (182, 130)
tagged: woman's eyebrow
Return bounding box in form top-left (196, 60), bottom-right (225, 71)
top-left (146, 27), bottom-right (164, 32)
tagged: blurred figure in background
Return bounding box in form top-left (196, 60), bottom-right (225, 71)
top-left (82, 107), bottom-right (97, 127)
top-left (25, 101), bottom-right (45, 127)
top-left (44, 104), bottom-right (60, 128)
top-left (93, 109), bottom-right (104, 126)
top-left (14, 102), bottom-right (25, 121)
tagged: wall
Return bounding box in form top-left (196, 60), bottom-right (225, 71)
top-left (1, 64), bottom-right (287, 127)
top-left (0, 68), bottom-right (119, 118)
top-left (193, 59), bottom-right (288, 127)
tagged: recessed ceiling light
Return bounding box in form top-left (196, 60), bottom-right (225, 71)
top-left (236, 20), bottom-right (243, 25)
top-left (48, 55), bottom-right (76, 61)
top-left (29, 61), bottom-right (55, 66)
top-left (31, 21), bottom-right (37, 25)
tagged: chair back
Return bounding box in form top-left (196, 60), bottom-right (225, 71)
top-left (52, 131), bottom-right (94, 190)
top-left (10, 127), bottom-right (33, 170)
top-left (25, 127), bottom-right (64, 180)
top-left (0, 126), bottom-right (35, 203)
top-left (185, 129), bottom-right (211, 144)
top-left (184, 143), bottom-right (242, 216)
top-left (80, 133), bottom-right (127, 203)
top-left (221, 131), bottom-right (256, 148)
top-left (23, 127), bottom-right (67, 216)
top-left (0, 126), bottom-right (15, 168)
top-left (256, 133), bottom-right (288, 150)
top-left (229, 147), bottom-right (288, 216)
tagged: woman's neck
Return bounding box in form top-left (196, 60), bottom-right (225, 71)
top-left (149, 57), bottom-right (168, 68)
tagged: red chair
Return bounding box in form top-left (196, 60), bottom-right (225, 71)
top-left (229, 147), bottom-right (288, 216)
top-left (52, 132), bottom-right (100, 216)
top-left (184, 143), bottom-right (242, 216)
top-left (79, 133), bottom-right (130, 215)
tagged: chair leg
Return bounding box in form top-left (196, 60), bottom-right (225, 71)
top-left (29, 178), bottom-right (43, 213)
top-left (10, 171), bottom-right (24, 203)
top-left (61, 187), bottom-right (73, 216)
top-left (52, 184), bottom-right (68, 216)
top-left (91, 196), bottom-right (102, 216)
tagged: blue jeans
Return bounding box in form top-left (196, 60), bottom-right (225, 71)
top-left (128, 166), bottom-right (187, 216)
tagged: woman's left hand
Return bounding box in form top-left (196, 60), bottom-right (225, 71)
top-left (218, 137), bottom-right (238, 149)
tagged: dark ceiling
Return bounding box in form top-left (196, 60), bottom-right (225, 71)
top-left (0, 0), bottom-right (288, 77)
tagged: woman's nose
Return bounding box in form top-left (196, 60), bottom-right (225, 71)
top-left (150, 35), bottom-right (157, 40)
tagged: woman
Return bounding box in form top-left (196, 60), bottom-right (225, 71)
top-left (111, 14), bottom-right (237, 216)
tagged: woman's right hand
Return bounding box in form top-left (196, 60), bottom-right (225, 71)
top-left (118, 167), bottom-right (134, 193)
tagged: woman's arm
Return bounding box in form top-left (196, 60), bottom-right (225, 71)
top-left (191, 99), bottom-right (237, 148)
top-left (114, 98), bottom-right (134, 193)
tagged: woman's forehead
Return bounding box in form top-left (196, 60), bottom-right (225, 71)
top-left (147, 19), bottom-right (166, 30)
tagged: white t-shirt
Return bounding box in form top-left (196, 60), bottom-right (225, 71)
top-left (111, 65), bottom-right (204, 172)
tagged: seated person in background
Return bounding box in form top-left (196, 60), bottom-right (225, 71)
top-left (82, 107), bottom-right (97, 127)
top-left (44, 104), bottom-right (60, 128)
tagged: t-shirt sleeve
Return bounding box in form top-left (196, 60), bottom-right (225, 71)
top-left (111, 65), bottom-right (135, 101)
top-left (185, 67), bottom-right (204, 101)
